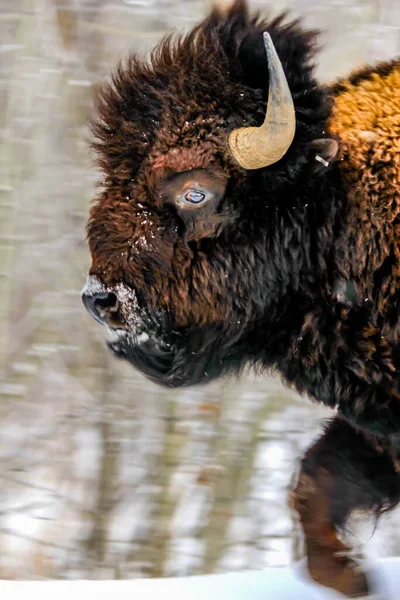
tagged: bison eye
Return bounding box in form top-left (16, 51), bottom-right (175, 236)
top-left (184, 190), bottom-right (206, 204)
top-left (165, 171), bottom-right (226, 210)
top-left (175, 188), bottom-right (210, 209)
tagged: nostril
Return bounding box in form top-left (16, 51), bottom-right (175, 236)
top-left (95, 292), bottom-right (118, 312)
top-left (82, 291), bottom-right (119, 326)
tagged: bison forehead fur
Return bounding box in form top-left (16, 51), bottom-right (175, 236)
top-left (85, 0), bottom-right (400, 440)
top-left (86, 2), bottom-right (333, 386)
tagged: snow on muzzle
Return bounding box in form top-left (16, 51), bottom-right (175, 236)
top-left (81, 275), bottom-right (145, 335)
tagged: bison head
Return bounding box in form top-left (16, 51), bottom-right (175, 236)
top-left (82, 1), bottom-right (338, 387)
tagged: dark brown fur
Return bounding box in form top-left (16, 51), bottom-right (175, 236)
top-left (83, 2), bottom-right (400, 595)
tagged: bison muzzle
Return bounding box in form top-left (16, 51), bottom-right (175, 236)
top-left (82, 0), bottom-right (400, 596)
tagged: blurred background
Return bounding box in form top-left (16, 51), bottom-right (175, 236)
top-left (1, 0), bottom-right (400, 581)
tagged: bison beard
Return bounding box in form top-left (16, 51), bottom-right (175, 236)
top-left (107, 316), bottom-right (246, 387)
top-left (82, 0), bottom-right (400, 596)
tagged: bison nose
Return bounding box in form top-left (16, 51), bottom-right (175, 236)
top-left (82, 290), bottom-right (118, 326)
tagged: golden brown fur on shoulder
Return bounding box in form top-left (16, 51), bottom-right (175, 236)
top-left (327, 59), bottom-right (400, 319)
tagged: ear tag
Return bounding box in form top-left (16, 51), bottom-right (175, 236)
top-left (315, 155), bottom-right (330, 168)
top-left (310, 138), bottom-right (339, 174)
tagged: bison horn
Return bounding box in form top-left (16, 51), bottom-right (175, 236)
top-left (228, 32), bottom-right (296, 170)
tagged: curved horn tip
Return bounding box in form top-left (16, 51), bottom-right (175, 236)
top-left (263, 31), bottom-right (272, 46)
top-left (262, 31), bottom-right (285, 83)
top-left (228, 29), bottom-right (296, 170)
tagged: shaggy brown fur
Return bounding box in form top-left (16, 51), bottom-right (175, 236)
top-left (330, 60), bottom-right (400, 302)
top-left (82, 1), bottom-right (400, 595)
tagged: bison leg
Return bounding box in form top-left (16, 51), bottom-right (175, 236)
top-left (292, 416), bottom-right (400, 597)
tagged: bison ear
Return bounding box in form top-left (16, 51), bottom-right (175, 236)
top-left (310, 138), bottom-right (339, 174)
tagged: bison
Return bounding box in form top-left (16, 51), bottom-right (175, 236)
top-left (82, 0), bottom-right (400, 596)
